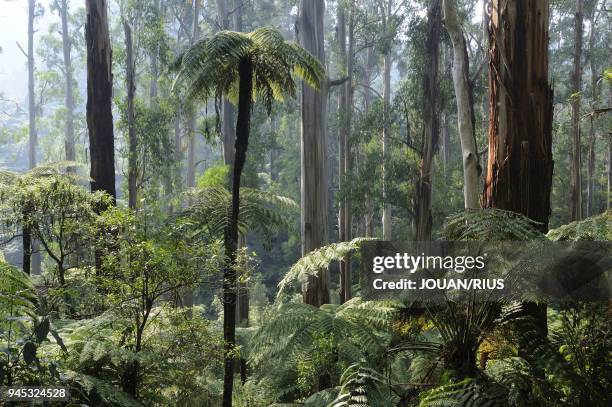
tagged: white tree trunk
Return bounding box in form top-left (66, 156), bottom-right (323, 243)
top-left (443, 0), bottom-right (479, 209)
top-left (299, 0), bottom-right (330, 306)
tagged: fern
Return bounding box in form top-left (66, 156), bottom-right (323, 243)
top-left (440, 209), bottom-right (545, 241)
top-left (333, 363), bottom-right (396, 407)
top-left (0, 259), bottom-right (37, 320)
top-left (179, 187), bottom-right (298, 244)
top-left (62, 369), bottom-right (143, 406)
top-left (418, 378), bottom-right (509, 407)
top-left (249, 299), bottom-right (396, 372)
top-left (547, 210), bottom-right (611, 241)
top-left (277, 238), bottom-right (376, 300)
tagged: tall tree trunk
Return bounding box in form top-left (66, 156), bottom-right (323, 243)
top-left (380, 0), bottom-right (393, 241)
top-left (28, 0), bottom-right (36, 169)
top-left (381, 51), bottom-right (392, 240)
top-left (149, 0), bottom-right (161, 102)
top-left (586, 5), bottom-right (600, 217)
top-left (58, 0), bottom-right (75, 165)
top-left (182, 0), bottom-right (200, 311)
top-left (570, 0), bottom-right (584, 221)
top-left (337, 2), bottom-right (353, 303)
top-left (608, 134), bottom-right (611, 211)
top-left (299, 0), bottom-right (330, 307)
top-left (217, 0), bottom-right (236, 168)
top-left (124, 20), bottom-right (137, 210)
top-left (443, 0), bottom-right (479, 209)
top-left (484, 0), bottom-right (554, 335)
top-left (86, 0), bottom-right (116, 200)
top-left (484, 0), bottom-right (554, 232)
top-left (222, 57), bottom-right (253, 407)
top-left (186, 0), bottom-right (200, 192)
top-left (586, 119), bottom-right (595, 217)
top-left (415, 0), bottom-right (441, 241)
top-left (364, 46), bottom-right (374, 238)
top-left (231, 1), bottom-right (249, 383)
top-left (24, 0), bottom-right (41, 275)
top-left (21, 205), bottom-right (32, 275)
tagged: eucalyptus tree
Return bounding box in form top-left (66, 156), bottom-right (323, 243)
top-left (415, 0), bottom-right (441, 241)
top-left (174, 27), bottom-right (324, 406)
top-left (85, 0), bottom-right (116, 200)
top-left (55, 0), bottom-right (76, 165)
top-left (442, 0), bottom-right (479, 209)
top-left (26, 0), bottom-right (38, 169)
top-left (298, 0), bottom-right (331, 307)
top-left (483, 0), bottom-right (554, 334)
top-left (570, 0), bottom-right (584, 221)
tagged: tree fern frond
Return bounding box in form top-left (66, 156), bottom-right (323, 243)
top-left (547, 210), bottom-right (611, 241)
top-left (277, 238), bottom-right (377, 300)
top-left (440, 209), bottom-right (544, 241)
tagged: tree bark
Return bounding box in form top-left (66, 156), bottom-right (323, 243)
top-left (86, 0), bottom-right (116, 200)
top-left (57, 0), bottom-right (75, 165)
top-left (443, 0), bottom-right (479, 209)
top-left (124, 19), bottom-right (137, 210)
top-left (415, 0), bottom-right (441, 241)
top-left (186, 0), bottom-right (200, 193)
top-left (222, 57), bottom-right (253, 407)
top-left (570, 0), bottom-right (584, 221)
top-left (484, 0), bottom-right (554, 336)
top-left (586, 119), bottom-right (595, 217)
top-left (379, 0), bottom-right (394, 241)
top-left (608, 133), bottom-right (611, 211)
top-left (381, 51), bottom-right (392, 240)
top-left (28, 0), bottom-right (37, 169)
top-left (149, 0), bottom-right (161, 103)
top-left (586, 5), bottom-right (600, 217)
top-left (337, 2), bottom-right (353, 304)
top-left (299, 0), bottom-right (330, 307)
top-left (483, 0), bottom-right (554, 233)
top-left (363, 46), bottom-right (374, 238)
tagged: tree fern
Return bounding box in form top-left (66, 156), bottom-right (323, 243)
top-left (332, 363), bottom-right (396, 407)
top-left (440, 209), bottom-right (545, 241)
top-left (277, 238), bottom-right (376, 300)
top-left (0, 259), bottom-right (37, 320)
top-left (179, 186), bottom-right (298, 244)
top-left (547, 210), bottom-right (611, 241)
top-left (418, 378), bottom-right (509, 407)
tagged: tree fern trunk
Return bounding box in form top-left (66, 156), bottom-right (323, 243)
top-left (222, 57), bottom-right (253, 407)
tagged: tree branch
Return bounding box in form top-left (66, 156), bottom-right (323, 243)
top-left (328, 76), bottom-right (350, 87)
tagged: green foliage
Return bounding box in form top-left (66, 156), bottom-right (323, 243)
top-left (249, 299), bottom-right (396, 401)
top-left (198, 164), bottom-right (230, 188)
top-left (180, 186), bottom-right (298, 244)
top-left (547, 210), bottom-right (611, 241)
top-left (173, 27), bottom-right (325, 113)
top-left (277, 238), bottom-right (376, 300)
top-left (418, 378), bottom-right (509, 407)
top-left (440, 210), bottom-right (545, 241)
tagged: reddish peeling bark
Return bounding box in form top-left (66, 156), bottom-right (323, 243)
top-left (483, 0), bottom-right (554, 233)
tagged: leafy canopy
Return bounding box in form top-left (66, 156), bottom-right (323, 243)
top-left (173, 27), bottom-right (325, 112)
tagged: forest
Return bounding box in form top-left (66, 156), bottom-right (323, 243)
top-left (0, 0), bottom-right (610, 406)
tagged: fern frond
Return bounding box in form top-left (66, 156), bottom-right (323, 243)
top-left (440, 209), bottom-right (544, 241)
top-left (277, 238), bottom-right (377, 300)
top-left (547, 210), bottom-right (611, 241)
